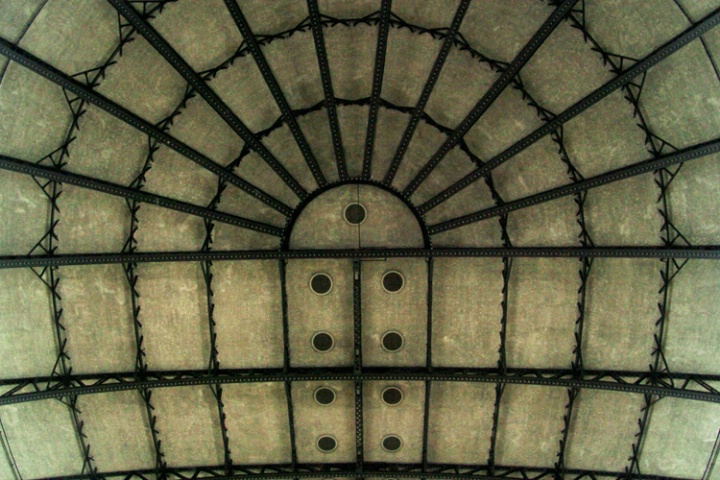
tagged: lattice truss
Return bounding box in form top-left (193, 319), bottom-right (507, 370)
top-left (0, 0), bottom-right (719, 479)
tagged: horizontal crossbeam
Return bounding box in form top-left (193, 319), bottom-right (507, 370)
top-left (2, 367), bottom-right (718, 406)
top-left (426, 137), bottom-right (720, 233)
top-left (0, 154), bottom-right (283, 236)
top-left (44, 462), bottom-right (693, 480)
top-left (0, 36), bottom-right (292, 215)
top-left (2, 246), bottom-right (719, 269)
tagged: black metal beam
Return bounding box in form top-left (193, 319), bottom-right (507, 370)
top-left (4, 246), bottom-right (720, 269)
top-left (306, 0), bottom-right (348, 181)
top-left (0, 154), bottom-right (283, 237)
top-left (353, 261), bottom-right (364, 474)
top-left (106, 0), bottom-right (309, 199)
top-left (0, 36), bottom-right (293, 216)
top-left (42, 461), bottom-right (695, 480)
top-left (427, 137), bottom-right (720, 234)
top-left (382, 0), bottom-right (471, 186)
top-left (404, 0), bottom-right (579, 196)
top-left (279, 260), bottom-right (299, 471)
top-left (3, 368), bottom-right (718, 406)
top-left (422, 257), bottom-right (434, 473)
top-left (223, 0), bottom-right (327, 188)
top-left (362, 0), bottom-right (392, 180)
top-left (409, 8), bottom-right (720, 203)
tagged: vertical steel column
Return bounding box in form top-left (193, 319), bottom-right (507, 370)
top-left (353, 261), bottom-right (364, 476)
top-left (279, 260), bottom-right (299, 473)
top-left (422, 257), bottom-right (434, 474)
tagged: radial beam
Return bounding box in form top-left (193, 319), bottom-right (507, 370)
top-left (405, 0), bottom-right (578, 194)
top-left (307, 0), bottom-right (348, 181)
top-left (106, 0), bottom-right (309, 199)
top-left (3, 246), bottom-right (720, 269)
top-left (0, 36), bottom-right (293, 215)
top-left (32, 461), bottom-right (701, 480)
top-left (362, 0), bottom-right (392, 180)
top-left (383, 0), bottom-right (471, 185)
top-left (427, 137), bottom-right (720, 234)
top-left (3, 368), bottom-right (718, 406)
top-left (223, 0), bottom-right (327, 187)
top-left (405, 8), bottom-right (720, 200)
top-left (0, 154), bottom-right (282, 236)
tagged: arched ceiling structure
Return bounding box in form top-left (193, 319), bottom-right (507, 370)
top-left (0, 1), bottom-right (719, 479)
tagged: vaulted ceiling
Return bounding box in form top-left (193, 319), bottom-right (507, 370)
top-left (0, 1), bottom-right (719, 479)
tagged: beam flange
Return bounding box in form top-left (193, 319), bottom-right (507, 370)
top-left (3, 246), bottom-right (720, 269)
top-left (2, 368), bottom-right (718, 406)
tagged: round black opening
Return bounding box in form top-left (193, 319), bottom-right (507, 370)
top-left (381, 331), bottom-right (404, 352)
top-left (310, 273), bottom-right (332, 295)
top-left (382, 387), bottom-right (403, 406)
top-left (382, 271), bottom-right (404, 293)
top-left (317, 435), bottom-right (337, 452)
top-left (312, 332), bottom-right (334, 352)
top-left (344, 203), bottom-right (366, 225)
top-left (382, 435), bottom-right (402, 452)
top-left (314, 387), bottom-right (336, 406)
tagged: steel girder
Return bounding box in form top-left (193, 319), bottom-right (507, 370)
top-left (222, 0), bottom-right (327, 187)
top-left (0, 36), bottom-right (292, 215)
top-left (404, 0), bottom-right (579, 195)
top-left (426, 137), bottom-right (720, 233)
top-left (408, 8), bottom-right (720, 205)
top-left (306, 0), bottom-right (348, 181)
top-left (362, 0), bottom-right (392, 180)
top-left (382, 0), bottom-right (471, 185)
top-left (2, 246), bottom-right (720, 270)
top-left (107, 0), bottom-right (311, 198)
top-left (0, 154), bottom-right (283, 236)
top-left (2, 368), bottom-right (718, 406)
top-left (39, 461), bottom-right (695, 480)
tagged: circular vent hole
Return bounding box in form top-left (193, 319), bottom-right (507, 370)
top-left (381, 387), bottom-right (403, 406)
top-left (317, 435), bottom-right (337, 453)
top-left (310, 273), bottom-right (333, 295)
top-left (382, 435), bottom-right (403, 452)
top-left (344, 203), bottom-right (367, 225)
top-left (312, 332), bottom-right (335, 352)
top-left (314, 387), bottom-right (336, 406)
top-left (381, 331), bottom-right (404, 352)
top-left (382, 271), bottom-right (404, 293)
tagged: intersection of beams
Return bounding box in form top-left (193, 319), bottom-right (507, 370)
top-left (0, 154), bottom-right (283, 236)
top-left (426, 137), bottom-right (720, 233)
top-left (0, 35), bottom-right (293, 215)
top-left (406, 8), bottom-right (720, 200)
top-left (2, 368), bottom-right (718, 406)
top-left (404, 0), bottom-right (579, 195)
top-left (3, 246), bottom-right (720, 269)
top-left (106, 0), bottom-right (310, 199)
top-left (224, 0), bottom-right (327, 187)
top-left (306, 0), bottom-right (348, 181)
top-left (382, 0), bottom-right (471, 186)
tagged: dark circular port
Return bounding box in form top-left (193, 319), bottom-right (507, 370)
top-left (310, 273), bottom-right (333, 295)
top-left (344, 203), bottom-right (367, 225)
top-left (381, 331), bottom-right (404, 352)
top-left (317, 435), bottom-right (337, 452)
top-left (312, 332), bottom-right (334, 352)
top-left (381, 387), bottom-right (403, 406)
top-left (382, 271), bottom-right (404, 293)
top-left (382, 435), bottom-right (403, 452)
top-left (314, 387), bottom-right (336, 406)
